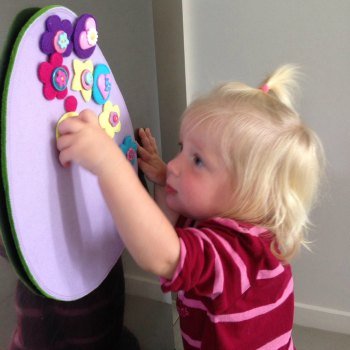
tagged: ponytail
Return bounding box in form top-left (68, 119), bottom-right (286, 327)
top-left (259, 64), bottom-right (301, 112)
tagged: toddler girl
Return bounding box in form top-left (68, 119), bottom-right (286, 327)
top-left (57, 65), bottom-right (324, 349)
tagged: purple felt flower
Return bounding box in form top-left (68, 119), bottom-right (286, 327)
top-left (40, 15), bottom-right (73, 57)
top-left (73, 14), bottom-right (98, 59)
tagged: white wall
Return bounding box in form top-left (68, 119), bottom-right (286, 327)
top-left (182, 0), bottom-right (350, 334)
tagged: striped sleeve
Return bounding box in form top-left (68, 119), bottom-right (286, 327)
top-left (161, 225), bottom-right (278, 302)
top-left (161, 219), bottom-right (295, 349)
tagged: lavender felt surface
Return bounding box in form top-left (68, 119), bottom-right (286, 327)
top-left (3, 6), bottom-right (136, 301)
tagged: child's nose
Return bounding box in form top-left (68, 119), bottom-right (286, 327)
top-left (167, 155), bottom-right (181, 176)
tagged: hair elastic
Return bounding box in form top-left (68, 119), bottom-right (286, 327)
top-left (260, 84), bottom-right (270, 93)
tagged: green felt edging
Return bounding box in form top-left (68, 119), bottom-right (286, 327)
top-left (0, 5), bottom-right (61, 298)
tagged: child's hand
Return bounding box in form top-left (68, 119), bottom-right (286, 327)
top-left (57, 109), bottom-right (120, 176)
top-left (138, 128), bottom-right (167, 186)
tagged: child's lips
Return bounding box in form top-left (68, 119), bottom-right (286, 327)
top-left (165, 184), bottom-right (177, 194)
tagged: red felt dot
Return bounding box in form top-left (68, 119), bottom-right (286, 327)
top-left (64, 96), bottom-right (77, 112)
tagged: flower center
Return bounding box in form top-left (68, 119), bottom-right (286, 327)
top-left (52, 67), bottom-right (69, 91)
top-left (81, 69), bottom-right (93, 90)
top-left (126, 148), bottom-right (136, 161)
top-left (87, 28), bottom-right (99, 46)
top-left (109, 112), bottom-right (119, 127)
top-left (53, 30), bottom-right (69, 54)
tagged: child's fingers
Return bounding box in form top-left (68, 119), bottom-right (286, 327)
top-left (58, 147), bottom-right (73, 168)
top-left (57, 134), bottom-right (74, 152)
top-left (139, 128), bottom-right (150, 144)
top-left (140, 128), bottom-right (158, 153)
top-left (138, 128), bottom-right (148, 139)
top-left (145, 128), bottom-right (159, 152)
top-left (137, 144), bottom-right (152, 162)
top-left (79, 109), bottom-right (99, 125)
top-left (145, 128), bottom-right (154, 138)
top-left (138, 128), bottom-right (146, 137)
top-left (58, 117), bottom-right (84, 135)
top-left (145, 128), bottom-right (155, 144)
top-left (57, 134), bottom-right (77, 168)
top-left (139, 128), bottom-right (153, 150)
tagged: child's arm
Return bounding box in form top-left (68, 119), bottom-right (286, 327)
top-left (137, 128), bottom-right (179, 226)
top-left (57, 110), bottom-right (180, 279)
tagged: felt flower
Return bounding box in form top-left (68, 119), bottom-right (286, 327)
top-left (87, 27), bottom-right (98, 46)
top-left (99, 101), bottom-right (121, 138)
top-left (71, 59), bottom-right (94, 102)
top-left (38, 53), bottom-right (69, 100)
top-left (73, 14), bottom-right (98, 59)
top-left (120, 135), bottom-right (138, 165)
top-left (40, 15), bottom-right (73, 57)
top-left (57, 32), bottom-right (69, 50)
top-left (92, 64), bottom-right (112, 105)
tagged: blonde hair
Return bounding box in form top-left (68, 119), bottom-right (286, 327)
top-left (181, 65), bottom-right (325, 262)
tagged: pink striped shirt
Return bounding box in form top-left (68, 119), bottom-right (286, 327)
top-left (161, 217), bottom-right (295, 349)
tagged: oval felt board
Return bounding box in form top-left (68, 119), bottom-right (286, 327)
top-left (1, 6), bottom-right (136, 301)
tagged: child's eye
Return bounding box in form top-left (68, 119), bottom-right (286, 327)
top-left (193, 155), bottom-right (203, 167)
top-left (178, 142), bottom-right (183, 152)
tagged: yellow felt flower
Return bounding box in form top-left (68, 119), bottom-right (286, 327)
top-left (71, 59), bottom-right (94, 102)
top-left (99, 101), bottom-right (121, 138)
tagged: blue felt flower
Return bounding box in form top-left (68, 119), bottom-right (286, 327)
top-left (58, 32), bottom-right (70, 50)
top-left (120, 136), bottom-right (138, 165)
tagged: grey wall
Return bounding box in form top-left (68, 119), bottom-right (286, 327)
top-left (152, 0), bottom-right (187, 163)
top-left (181, 0), bottom-right (350, 334)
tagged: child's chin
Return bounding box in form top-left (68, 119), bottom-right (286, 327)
top-left (165, 197), bottom-right (182, 213)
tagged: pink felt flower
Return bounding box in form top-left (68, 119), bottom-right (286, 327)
top-left (38, 53), bottom-right (69, 100)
